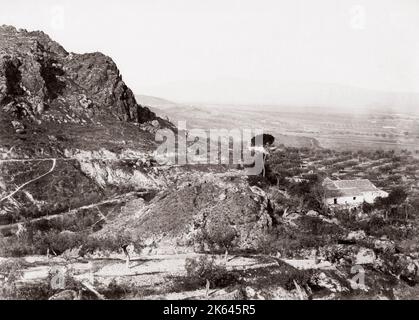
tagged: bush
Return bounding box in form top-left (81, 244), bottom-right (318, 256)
top-left (199, 217), bottom-right (237, 253)
top-left (281, 267), bottom-right (313, 291)
top-left (4, 282), bottom-right (53, 300)
top-left (362, 201), bottom-right (374, 214)
top-left (256, 224), bottom-right (331, 257)
top-left (1, 264), bottom-right (85, 300)
top-left (183, 255), bottom-right (238, 289)
top-left (0, 259), bottom-right (24, 282)
top-left (33, 230), bottom-right (85, 255)
top-left (238, 263), bottom-right (313, 293)
top-left (0, 259), bottom-right (26, 299)
top-left (80, 232), bottom-right (143, 256)
top-left (0, 236), bottom-right (34, 257)
top-left (374, 187), bottom-right (408, 208)
top-left (297, 216), bottom-right (342, 237)
top-left (0, 228), bottom-right (142, 258)
top-left (0, 230), bottom-right (84, 257)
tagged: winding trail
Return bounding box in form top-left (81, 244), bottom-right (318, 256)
top-left (0, 191), bottom-right (153, 234)
top-left (0, 159), bottom-right (57, 204)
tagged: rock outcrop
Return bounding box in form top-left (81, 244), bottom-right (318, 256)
top-left (96, 173), bottom-right (275, 254)
top-left (0, 25), bottom-right (176, 228)
top-left (0, 25), bottom-right (161, 126)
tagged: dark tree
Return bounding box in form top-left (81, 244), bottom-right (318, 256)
top-left (251, 134), bottom-right (275, 147)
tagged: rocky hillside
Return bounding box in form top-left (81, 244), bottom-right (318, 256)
top-left (97, 170), bottom-right (275, 254)
top-left (0, 25), bottom-right (175, 227)
top-left (0, 25), bottom-right (176, 157)
top-left (2, 26), bottom-right (418, 301)
top-left (0, 25), bottom-right (161, 128)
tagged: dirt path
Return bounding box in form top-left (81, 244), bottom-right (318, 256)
top-left (0, 159), bottom-right (56, 203)
top-left (0, 191), bottom-right (153, 234)
top-left (16, 253), bottom-right (273, 282)
top-left (1, 253), bottom-right (339, 300)
top-left (8, 254), bottom-right (337, 285)
top-left (6, 253), bottom-right (276, 299)
top-left (282, 259), bottom-right (335, 270)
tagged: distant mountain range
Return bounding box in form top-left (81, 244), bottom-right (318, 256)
top-left (138, 81), bottom-right (419, 115)
top-left (136, 93), bottom-right (419, 152)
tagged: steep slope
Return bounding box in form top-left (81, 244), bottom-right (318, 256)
top-left (0, 25), bottom-right (158, 128)
top-left (0, 25), bottom-right (177, 157)
top-left (0, 25), bottom-right (174, 227)
top-left (97, 171), bottom-right (275, 254)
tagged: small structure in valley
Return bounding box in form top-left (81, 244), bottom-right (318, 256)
top-left (322, 178), bottom-right (388, 207)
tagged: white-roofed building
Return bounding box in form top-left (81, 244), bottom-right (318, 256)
top-left (322, 178), bottom-right (388, 207)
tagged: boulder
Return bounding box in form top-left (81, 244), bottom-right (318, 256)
top-left (245, 286), bottom-right (266, 300)
top-left (373, 239), bottom-right (396, 253)
top-left (394, 255), bottom-right (419, 285)
top-left (355, 248), bottom-right (376, 265)
top-left (306, 210), bottom-right (319, 217)
top-left (309, 272), bottom-right (348, 293)
top-left (218, 193), bottom-right (227, 201)
top-left (250, 185), bottom-right (266, 197)
top-left (345, 230), bottom-right (366, 242)
top-left (321, 244), bottom-right (356, 265)
top-left (11, 120), bottom-right (25, 134)
top-left (244, 286), bottom-right (305, 300)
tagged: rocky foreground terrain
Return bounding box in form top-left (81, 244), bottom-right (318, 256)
top-left (1, 26), bottom-right (419, 300)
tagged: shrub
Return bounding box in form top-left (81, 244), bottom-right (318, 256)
top-left (0, 235), bottom-right (34, 257)
top-left (103, 279), bottom-right (136, 299)
top-left (281, 267), bottom-right (313, 291)
top-left (362, 201), bottom-right (374, 214)
top-left (1, 265), bottom-right (85, 300)
top-left (238, 263), bottom-right (313, 293)
top-left (0, 229), bottom-right (142, 258)
top-left (0, 259), bottom-right (24, 282)
top-left (101, 278), bottom-right (158, 299)
top-left (199, 217), bottom-right (237, 253)
top-left (0, 259), bottom-right (25, 300)
top-left (255, 224), bottom-right (332, 258)
top-left (80, 232), bottom-right (143, 256)
top-left (183, 255), bottom-right (238, 289)
top-left (365, 215), bottom-right (388, 236)
top-left (297, 216), bottom-right (342, 237)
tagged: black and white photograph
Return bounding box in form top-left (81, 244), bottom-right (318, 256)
top-left (1, 0), bottom-right (419, 306)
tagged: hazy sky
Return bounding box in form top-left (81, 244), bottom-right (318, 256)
top-left (1, 0), bottom-right (419, 105)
